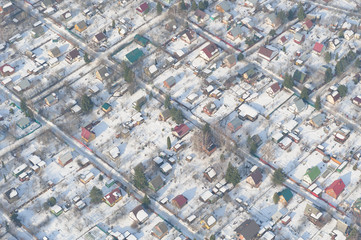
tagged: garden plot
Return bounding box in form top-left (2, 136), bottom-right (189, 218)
top-left (112, 41), bottom-right (157, 64)
top-left (165, 33), bottom-right (206, 57)
top-left (322, 130), bottom-right (361, 160)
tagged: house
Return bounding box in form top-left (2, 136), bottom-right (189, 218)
top-left (109, 146), bottom-right (120, 159)
top-left (216, 1), bottom-right (231, 13)
top-left (326, 91), bottom-right (340, 104)
top-left (149, 175), bottom-right (164, 192)
top-left (222, 12), bottom-right (233, 25)
top-left (334, 128), bottom-right (350, 144)
top-left (235, 219), bottom-right (260, 240)
top-left (258, 46), bottom-right (279, 61)
top-left (172, 124), bottom-right (190, 139)
top-left (125, 48), bottom-right (144, 64)
top-left (224, 54), bottom-right (236, 68)
top-left (163, 76), bottom-right (176, 89)
top-left (199, 43), bottom-right (219, 62)
top-left (303, 166), bottom-right (321, 185)
top-left (180, 29), bottom-right (197, 44)
top-left (79, 171), bottom-right (94, 184)
top-left (266, 82), bottom-right (281, 97)
top-left (203, 102), bottom-right (217, 116)
top-left (195, 9), bottom-right (209, 23)
top-left (101, 103), bottom-right (112, 113)
top-left (134, 34), bottom-right (149, 47)
top-left (4, 188), bottom-right (19, 203)
top-left (81, 127), bottom-right (95, 142)
top-left (238, 104), bottom-right (259, 121)
top-left (204, 167), bottom-right (217, 182)
top-left (200, 215), bottom-right (217, 229)
top-left (66, 49), bottom-right (80, 64)
top-left (310, 113), bottom-right (326, 128)
top-left (44, 94), bottom-right (58, 106)
top-left (93, 32), bottom-right (107, 43)
top-left (41, 0), bottom-right (54, 8)
top-left (17, 117), bottom-right (31, 129)
top-left (0, 64), bottom-right (15, 77)
top-left (329, 38), bottom-right (342, 50)
top-left (246, 167), bottom-right (262, 188)
top-left (344, 30), bottom-right (354, 40)
top-left (96, 66), bottom-right (112, 81)
top-left (279, 137), bottom-right (292, 150)
top-left (325, 179), bottom-right (345, 199)
top-left (152, 222), bottom-right (168, 239)
top-left (75, 20), bottom-right (87, 32)
top-left (293, 70), bottom-right (307, 83)
top-left (48, 46), bottom-right (61, 58)
top-left (202, 141), bottom-right (217, 156)
top-left (227, 25), bottom-right (243, 41)
top-left (304, 203), bottom-right (323, 226)
top-left (159, 109), bottom-right (171, 121)
top-left (31, 26), bottom-right (45, 38)
top-left (144, 65), bottom-right (158, 77)
top-left (172, 195), bottom-right (187, 209)
top-left (294, 32), bottom-right (305, 44)
top-left (352, 198), bottom-right (361, 215)
top-left (50, 205), bottom-right (63, 217)
top-left (62, 10), bottom-right (72, 20)
top-left (103, 188), bottom-right (122, 207)
top-left (136, 2), bottom-right (149, 15)
top-left (129, 205), bottom-right (149, 223)
top-left (278, 188), bottom-right (293, 205)
top-left (303, 19), bottom-right (314, 31)
top-left (352, 95), bottom-right (361, 107)
top-left (14, 79), bottom-right (31, 92)
top-left (312, 42), bottom-right (324, 55)
top-left (278, 35), bottom-right (288, 45)
top-left (227, 117), bottom-right (242, 133)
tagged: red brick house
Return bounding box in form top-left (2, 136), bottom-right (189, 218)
top-left (172, 195), bottom-right (187, 209)
top-left (325, 179), bottom-right (345, 199)
top-left (172, 124), bottom-right (190, 139)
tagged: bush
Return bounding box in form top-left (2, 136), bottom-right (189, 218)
top-left (237, 53), bottom-right (244, 61)
top-left (225, 163), bottom-right (241, 186)
top-left (338, 85), bottom-right (347, 97)
top-left (90, 187), bottom-right (103, 204)
top-left (47, 197), bottom-right (57, 207)
top-left (272, 168), bottom-right (285, 185)
top-left (315, 96), bottom-right (321, 111)
top-left (157, 2), bottom-right (163, 15)
top-left (98, 174), bottom-right (104, 181)
top-left (300, 87), bottom-right (309, 101)
top-left (170, 108), bottom-right (183, 124)
top-left (142, 194), bottom-right (150, 208)
top-left (9, 108), bottom-right (14, 114)
top-left (283, 73), bottom-right (294, 89)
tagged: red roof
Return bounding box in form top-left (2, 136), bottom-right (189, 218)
top-left (81, 127), bottom-right (94, 140)
top-left (202, 43), bottom-right (218, 58)
top-left (136, 2), bottom-right (149, 13)
top-left (258, 46), bottom-right (273, 58)
top-left (172, 195), bottom-right (187, 208)
top-left (353, 96), bottom-right (361, 104)
top-left (313, 42), bottom-right (324, 53)
top-left (0, 64), bottom-right (15, 76)
top-left (172, 124), bottom-right (190, 138)
top-left (326, 179), bottom-right (345, 198)
top-left (280, 36), bottom-right (287, 43)
top-left (104, 188), bottom-right (122, 205)
top-left (304, 19), bottom-right (313, 29)
top-left (270, 82), bottom-right (281, 93)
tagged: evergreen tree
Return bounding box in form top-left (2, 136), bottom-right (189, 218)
top-left (300, 87), bottom-right (309, 101)
top-left (283, 73), bottom-right (294, 89)
top-left (272, 168), bottom-right (285, 185)
top-left (80, 94), bottom-right (93, 113)
top-left (324, 68), bottom-right (333, 82)
top-left (297, 3), bottom-right (306, 21)
top-left (47, 197), bottom-right (57, 206)
top-left (84, 53), bottom-right (90, 64)
top-left (191, 0), bottom-right (197, 10)
top-left (133, 166), bottom-right (148, 190)
top-left (10, 213), bottom-right (21, 227)
top-left (324, 52), bottom-right (331, 63)
top-left (112, 20), bottom-right (115, 29)
top-left (237, 53), bottom-right (244, 61)
top-left (20, 98), bottom-right (27, 112)
top-left (157, 2), bottom-right (163, 15)
top-left (273, 193), bottom-right (280, 204)
top-left (337, 84), bottom-right (347, 97)
top-left (315, 95), bottom-right (321, 111)
top-left (179, 0), bottom-right (186, 10)
top-left (198, 1), bottom-right (206, 10)
top-left (164, 95), bottom-right (171, 109)
top-left (269, 29), bottom-right (276, 37)
top-left (90, 187), bottom-right (103, 204)
top-left (225, 163), bottom-right (241, 186)
top-left (210, 235), bottom-right (216, 240)
top-left (167, 136), bottom-right (171, 149)
top-left (9, 108), bottom-right (14, 114)
top-left (170, 108), bottom-right (183, 124)
top-left (142, 194), bottom-right (151, 208)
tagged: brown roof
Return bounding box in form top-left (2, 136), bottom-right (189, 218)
top-left (67, 49), bottom-right (79, 59)
top-left (249, 168), bottom-right (262, 185)
top-left (258, 46), bottom-right (273, 58)
top-left (172, 195), bottom-right (187, 208)
top-left (202, 43), bottom-right (218, 58)
top-left (270, 82), bottom-right (281, 93)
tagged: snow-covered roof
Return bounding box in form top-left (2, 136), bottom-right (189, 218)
top-left (109, 147), bottom-right (120, 159)
top-left (160, 162), bottom-right (172, 173)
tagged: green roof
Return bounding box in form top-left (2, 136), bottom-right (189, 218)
top-left (125, 48), bottom-right (144, 64)
top-left (102, 102), bottom-right (111, 110)
top-left (305, 166), bottom-right (321, 181)
top-left (134, 34), bottom-right (149, 47)
top-left (293, 70), bottom-right (306, 83)
top-left (278, 188), bottom-right (293, 202)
